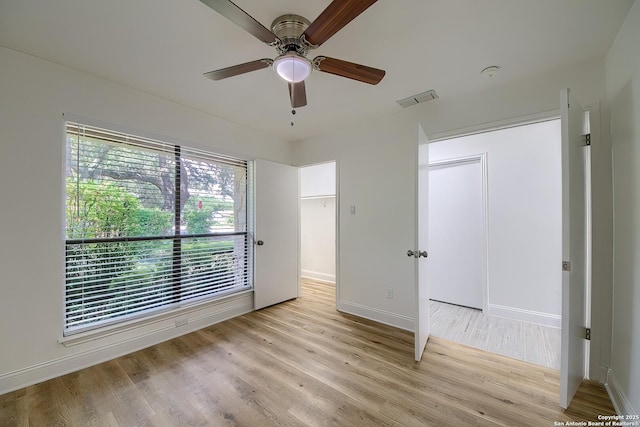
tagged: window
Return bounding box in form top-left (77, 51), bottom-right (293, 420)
top-left (64, 122), bottom-right (251, 335)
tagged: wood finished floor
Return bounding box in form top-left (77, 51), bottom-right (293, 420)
top-left (430, 300), bottom-right (562, 369)
top-left (1, 279), bottom-right (614, 426)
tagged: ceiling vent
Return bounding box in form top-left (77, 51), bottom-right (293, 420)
top-left (396, 90), bottom-right (439, 108)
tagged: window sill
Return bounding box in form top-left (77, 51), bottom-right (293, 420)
top-left (59, 289), bottom-right (253, 347)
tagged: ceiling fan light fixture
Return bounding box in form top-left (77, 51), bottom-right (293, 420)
top-left (273, 53), bottom-right (312, 83)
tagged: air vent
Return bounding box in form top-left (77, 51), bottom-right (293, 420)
top-left (396, 90), bottom-right (439, 108)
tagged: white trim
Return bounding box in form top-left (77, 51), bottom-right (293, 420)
top-left (426, 109), bottom-right (560, 143)
top-left (480, 154), bottom-right (490, 314)
top-left (606, 368), bottom-right (638, 417)
top-left (428, 155), bottom-right (482, 168)
top-left (301, 270), bottom-right (335, 283)
top-left (301, 194), bottom-right (336, 200)
top-left (0, 294), bottom-right (252, 395)
top-left (487, 303), bottom-right (562, 329)
top-left (338, 300), bottom-right (414, 331)
top-left (335, 160), bottom-right (341, 310)
top-left (297, 166), bottom-right (302, 298)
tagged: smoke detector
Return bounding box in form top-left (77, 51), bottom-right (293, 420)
top-left (481, 66), bottom-right (501, 78)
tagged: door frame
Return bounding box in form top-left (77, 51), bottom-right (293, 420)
top-left (427, 153), bottom-right (489, 312)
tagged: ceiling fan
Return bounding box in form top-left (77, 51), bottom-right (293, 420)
top-left (199, 0), bottom-right (386, 109)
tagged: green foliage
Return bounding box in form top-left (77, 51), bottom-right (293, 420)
top-left (183, 195), bottom-right (234, 233)
top-left (66, 180), bottom-right (172, 238)
top-left (184, 209), bottom-right (212, 234)
top-left (134, 208), bottom-right (173, 236)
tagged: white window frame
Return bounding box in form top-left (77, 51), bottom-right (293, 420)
top-left (63, 119), bottom-right (253, 337)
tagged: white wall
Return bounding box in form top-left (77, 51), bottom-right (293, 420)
top-left (300, 163), bottom-right (336, 282)
top-left (427, 121), bottom-right (562, 327)
top-left (294, 112), bottom-right (421, 330)
top-left (301, 198), bottom-right (336, 282)
top-left (301, 162), bottom-right (336, 198)
top-left (0, 47), bottom-right (292, 394)
top-left (605, 0), bottom-right (640, 416)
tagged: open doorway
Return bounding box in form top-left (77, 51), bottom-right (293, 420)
top-left (300, 162), bottom-right (337, 287)
top-left (426, 119), bottom-right (563, 369)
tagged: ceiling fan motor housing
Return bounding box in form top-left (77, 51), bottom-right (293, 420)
top-left (271, 14), bottom-right (312, 55)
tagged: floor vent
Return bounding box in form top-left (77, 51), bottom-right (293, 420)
top-left (396, 89), bottom-right (439, 108)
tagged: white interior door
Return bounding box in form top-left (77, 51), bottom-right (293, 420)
top-left (415, 128), bottom-right (430, 361)
top-left (254, 159), bottom-right (299, 310)
top-left (559, 88), bottom-right (589, 408)
top-left (428, 158), bottom-right (484, 310)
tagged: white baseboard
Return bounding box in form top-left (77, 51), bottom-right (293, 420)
top-left (301, 269), bottom-right (335, 283)
top-left (338, 300), bottom-right (414, 331)
top-left (0, 295), bottom-right (253, 395)
top-left (487, 304), bottom-right (561, 329)
top-left (606, 368), bottom-right (638, 417)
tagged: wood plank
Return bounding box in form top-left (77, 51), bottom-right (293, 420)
top-left (0, 279), bottom-right (615, 425)
top-left (430, 299), bottom-right (562, 369)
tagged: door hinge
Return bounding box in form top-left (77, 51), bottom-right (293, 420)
top-left (585, 134), bottom-right (591, 146)
top-left (562, 261), bottom-right (571, 271)
top-left (585, 327), bottom-right (591, 341)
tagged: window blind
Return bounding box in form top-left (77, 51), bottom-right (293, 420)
top-left (64, 122), bottom-right (251, 335)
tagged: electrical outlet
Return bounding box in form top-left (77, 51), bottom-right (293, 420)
top-left (175, 318), bottom-right (188, 327)
top-left (386, 289), bottom-right (393, 299)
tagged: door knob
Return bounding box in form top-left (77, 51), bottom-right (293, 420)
top-left (419, 251), bottom-right (428, 258)
top-left (407, 250), bottom-right (415, 257)
top-left (256, 240), bottom-right (264, 246)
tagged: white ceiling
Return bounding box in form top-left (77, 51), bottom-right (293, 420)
top-left (0, 0), bottom-right (634, 142)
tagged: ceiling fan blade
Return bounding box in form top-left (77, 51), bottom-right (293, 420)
top-left (199, 0), bottom-right (280, 45)
top-left (289, 81), bottom-right (308, 108)
top-left (302, 0), bottom-right (378, 47)
top-left (314, 56), bottom-right (385, 85)
top-left (204, 59), bottom-right (273, 81)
